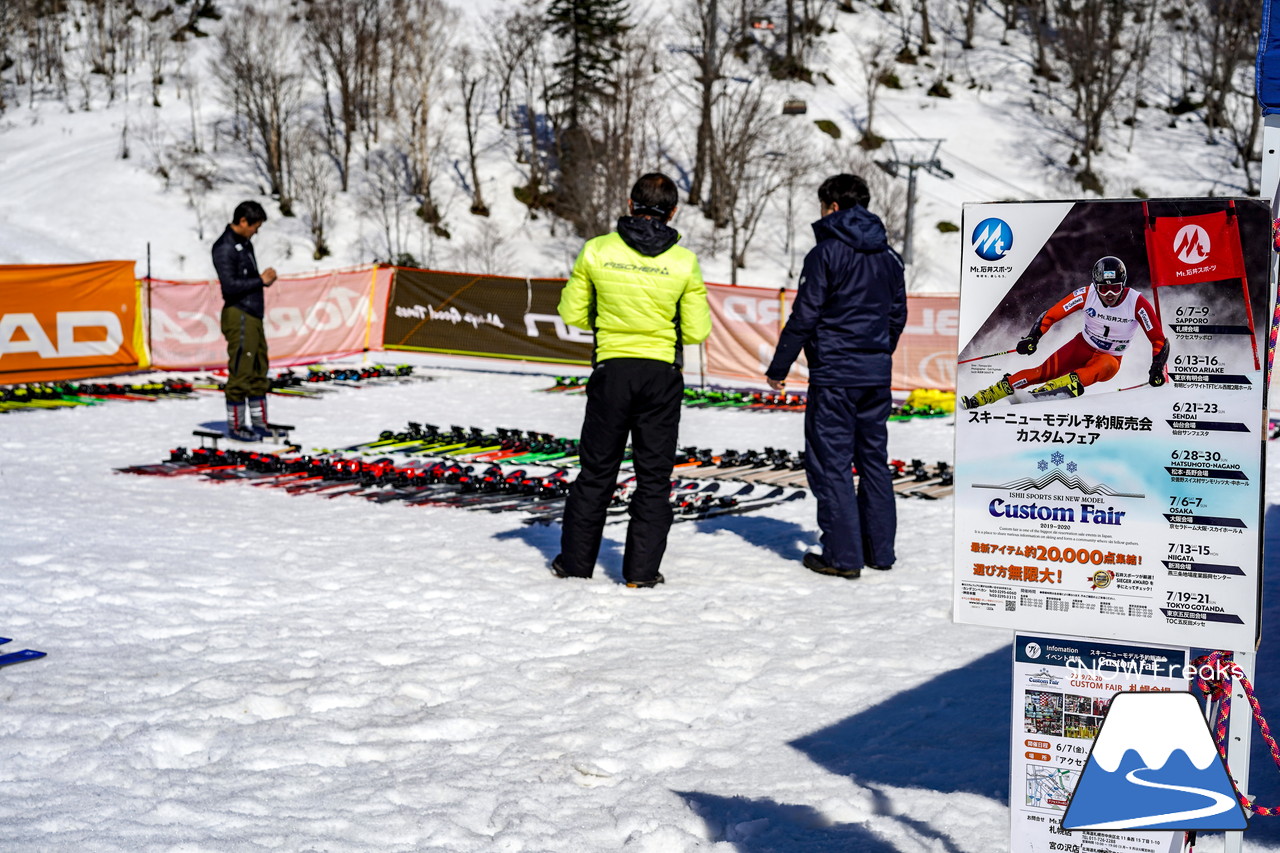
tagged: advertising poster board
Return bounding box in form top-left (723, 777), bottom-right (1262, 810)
top-left (953, 199), bottom-right (1270, 650)
top-left (1012, 633), bottom-right (1188, 853)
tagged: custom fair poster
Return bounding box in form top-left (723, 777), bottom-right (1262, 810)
top-left (954, 199), bottom-right (1271, 650)
top-left (1011, 633), bottom-right (1187, 853)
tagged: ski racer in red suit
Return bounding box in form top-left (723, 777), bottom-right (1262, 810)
top-left (962, 256), bottom-right (1169, 408)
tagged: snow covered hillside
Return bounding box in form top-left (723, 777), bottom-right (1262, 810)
top-left (0, 0), bottom-right (1259, 291)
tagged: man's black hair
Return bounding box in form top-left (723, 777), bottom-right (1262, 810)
top-left (233, 200), bottom-right (268, 226)
top-left (818, 174), bottom-right (871, 211)
top-left (629, 173), bottom-right (679, 218)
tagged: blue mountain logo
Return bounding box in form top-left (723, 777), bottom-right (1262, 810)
top-left (1062, 692), bottom-right (1248, 831)
top-left (971, 217), bottom-right (1013, 261)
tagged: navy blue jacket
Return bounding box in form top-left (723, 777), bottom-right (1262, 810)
top-left (212, 225), bottom-right (267, 318)
top-left (766, 206), bottom-right (907, 387)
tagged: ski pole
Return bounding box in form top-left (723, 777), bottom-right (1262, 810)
top-left (958, 348), bottom-right (1016, 365)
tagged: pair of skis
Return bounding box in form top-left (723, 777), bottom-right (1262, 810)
top-left (523, 477), bottom-right (807, 526)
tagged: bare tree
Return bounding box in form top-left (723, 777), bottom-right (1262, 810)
top-left (1050, 0), bottom-right (1148, 191)
top-left (304, 0), bottom-right (384, 193)
top-left (453, 44), bottom-right (491, 216)
top-left (213, 7), bottom-right (305, 213)
top-left (678, 0), bottom-right (731, 210)
top-left (1190, 0), bottom-right (1261, 193)
top-left (491, 8), bottom-right (554, 214)
top-left (137, 0), bottom-right (172, 108)
top-left (961, 0), bottom-right (981, 49)
top-left (295, 129), bottom-right (337, 259)
top-left (487, 1), bottom-right (545, 129)
top-left (388, 0), bottom-right (454, 226)
top-left (709, 78), bottom-right (806, 281)
top-left (857, 34), bottom-right (892, 148)
top-left (359, 147), bottom-right (417, 265)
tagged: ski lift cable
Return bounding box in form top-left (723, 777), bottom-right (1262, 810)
top-left (876, 104), bottom-right (1043, 200)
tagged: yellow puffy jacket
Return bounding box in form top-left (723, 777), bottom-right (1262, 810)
top-left (558, 228), bottom-right (711, 365)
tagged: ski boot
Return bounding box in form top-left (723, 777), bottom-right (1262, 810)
top-left (1028, 372), bottom-right (1084, 401)
top-left (961, 374), bottom-right (1014, 409)
top-left (225, 400), bottom-right (259, 442)
top-left (248, 396), bottom-right (271, 437)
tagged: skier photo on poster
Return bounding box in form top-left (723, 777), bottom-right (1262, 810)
top-left (953, 198), bottom-right (1271, 650)
top-left (961, 254), bottom-right (1169, 409)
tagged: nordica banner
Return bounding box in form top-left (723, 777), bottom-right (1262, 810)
top-left (383, 269), bottom-right (592, 365)
top-left (953, 199), bottom-right (1271, 650)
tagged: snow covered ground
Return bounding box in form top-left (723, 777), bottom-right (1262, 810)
top-left (2, 356), bottom-right (1279, 851)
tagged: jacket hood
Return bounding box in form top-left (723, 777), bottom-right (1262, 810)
top-left (617, 215), bottom-right (680, 257)
top-left (811, 206), bottom-right (890, 252)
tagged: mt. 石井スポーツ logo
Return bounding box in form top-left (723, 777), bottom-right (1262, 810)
top-left (1173, 224), bottom-right (1212, 265)
top-left (971, 218), bottom-right (1013, 261)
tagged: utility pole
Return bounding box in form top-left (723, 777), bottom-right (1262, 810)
top-left (876, 137), bottom-right (953, 266)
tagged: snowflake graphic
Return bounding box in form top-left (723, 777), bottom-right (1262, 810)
top-left (1051, 451), bottom-right (1065, 467)
top-left (1066, 461), bottom-right (1078, 473)
top-left (1038, 459), bottom-right (1049, 471)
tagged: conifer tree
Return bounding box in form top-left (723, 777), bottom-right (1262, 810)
top-left (546, 0), bottom-right (630, 130)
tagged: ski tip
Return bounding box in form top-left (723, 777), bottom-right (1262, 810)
top-left (0, 649), bottom-right (46, 668)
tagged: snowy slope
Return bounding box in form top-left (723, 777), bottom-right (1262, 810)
top-left (0, 0), bottom-right (1253, 290)
top-left (2, 359), bottom-right (1279, 851)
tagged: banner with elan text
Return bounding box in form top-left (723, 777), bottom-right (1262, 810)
top-left (148, 266), bottom-right (392, 370)
top-left (0, 261), bottom-right (142, 383)
top-left (703, 282), bottom-right (958, 391)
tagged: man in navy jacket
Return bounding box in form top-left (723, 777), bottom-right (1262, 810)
top-left (212, 200), bottom-right (277, 441)
top-left (765, 174), bottom-right (907, 579)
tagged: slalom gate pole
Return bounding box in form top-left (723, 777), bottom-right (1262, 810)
top-left (957, 348), bottom-right (1016, 365)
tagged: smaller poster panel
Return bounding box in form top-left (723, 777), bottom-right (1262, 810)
top-left (1011, 633), bottom-right (1188, 853)
top-left (383, 269), bottom-right (592, 365)
top-left (0, 261), bottom-right (141, 383)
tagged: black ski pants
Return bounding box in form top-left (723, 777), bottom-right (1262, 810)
top-left (559, 358), bottom-right (683, 584)
top-left (804, 383), bottom-right (896, 571)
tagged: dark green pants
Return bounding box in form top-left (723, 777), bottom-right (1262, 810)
top-left (221, 306), bottom-right (269, 403)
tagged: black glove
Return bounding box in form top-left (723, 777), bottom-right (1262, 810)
top-left (1016, 330), bottom-right (1041, 356)
top-left (1149, 343), bottom-right (1169, 387)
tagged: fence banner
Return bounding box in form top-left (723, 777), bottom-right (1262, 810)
top-left (383, 269), bottom-right (593, 365)
top-left (148, 266), bottom-right (392, 370)
top-left (703, 281), bottom-right (959, 390)
top-left (0, 261), bottom-right (142, 383)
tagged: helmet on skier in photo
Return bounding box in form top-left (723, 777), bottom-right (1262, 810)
top-left (1091, 256), bottom-right (1128, 306)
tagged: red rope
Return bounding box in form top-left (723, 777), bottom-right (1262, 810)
top-left (1192, 651), bottom-right (1280, 816)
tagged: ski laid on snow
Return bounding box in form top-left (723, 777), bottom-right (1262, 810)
top-left (0, 638), bottom-right (46, 669)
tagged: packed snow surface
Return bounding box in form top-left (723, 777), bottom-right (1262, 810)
top-left (3, 356), bottom-right (1279, 851)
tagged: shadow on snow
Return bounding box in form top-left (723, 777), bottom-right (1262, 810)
top-left (678, 646), bottom-right (1010, 850)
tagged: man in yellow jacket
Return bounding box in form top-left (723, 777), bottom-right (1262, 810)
top-left (552, 172), bottom-right (712, 587)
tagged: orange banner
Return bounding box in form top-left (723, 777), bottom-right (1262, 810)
top-left (148, 266), bottom-right (393, 369)
top-left (703, 282), bottom-right (958, 390)
top-left (0, 261), bottom-right (141, 383)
